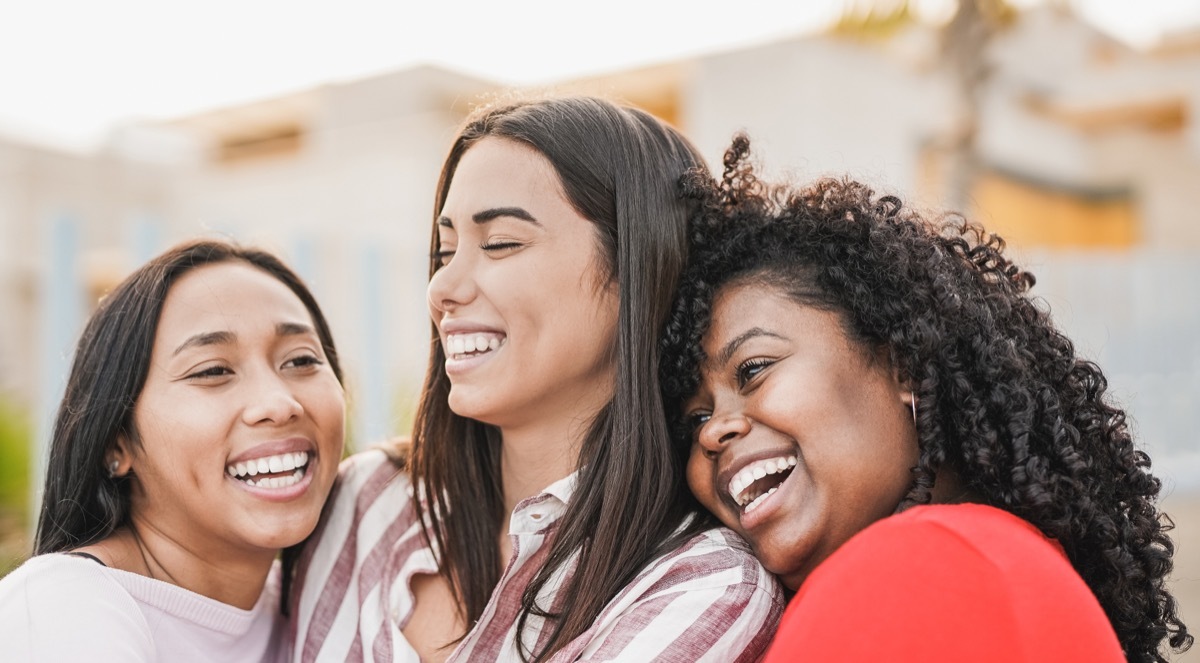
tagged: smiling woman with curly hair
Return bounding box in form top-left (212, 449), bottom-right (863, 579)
top-left (661, 135), bottom-right (1192, 663)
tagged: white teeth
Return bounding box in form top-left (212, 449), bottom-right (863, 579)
top-left (744, 486), bottom-right (780, 514)
top-left (726, 455), bottom-right (798, 508)
top-left (226, 452), bottom-right (311, 480)
top-left (445, 333), bottom-right (506, 358)
top-left (243, 469), bottom-right (303, 490)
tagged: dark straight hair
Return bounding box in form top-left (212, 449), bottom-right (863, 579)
top-left (411, 96), bottom-right (711, 661)
top-left (34, 239), bottom-right (343, 611)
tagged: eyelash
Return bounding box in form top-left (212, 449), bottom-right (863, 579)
top-left (429, 239), bottom-right (521, 267)
top-left (185, 355), bottom-right (323, 380)
top-left (736, 357), bottom-right (774, 388)
top-left (187, 365), bottom-right (231, 380)
top-left (480, 240), bottom-right (521, 252)
top-left (285, 355), bottom-right (324, 369)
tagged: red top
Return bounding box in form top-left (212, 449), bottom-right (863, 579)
top-left (762, 503), bottom-right (1124, 662)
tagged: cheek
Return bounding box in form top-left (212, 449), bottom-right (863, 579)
top-left (686, 452), bottom-right (718, 512)
top-left (307, 380), bottom-right (346, 433)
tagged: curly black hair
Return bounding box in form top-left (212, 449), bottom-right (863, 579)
top-left (660, 135), bottom-right (1192, 663)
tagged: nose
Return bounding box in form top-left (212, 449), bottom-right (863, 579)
top-left (697, 410), bottom-right (752, 455)
top-left (427, 252), bottom-right (477, 315)
top-left (242, 374), bottom-right (303, 426)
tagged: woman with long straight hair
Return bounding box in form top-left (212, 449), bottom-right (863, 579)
top-left (0, 240), bottom-right (346, 661)
top-left (291, 96), bottom-right (783, 662)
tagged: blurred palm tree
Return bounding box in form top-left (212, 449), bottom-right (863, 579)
top-left (836, 0), bottom-right (1018, 210)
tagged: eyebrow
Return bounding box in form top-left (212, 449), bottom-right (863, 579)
top-left (172, 331), bottom-right (234, 357)
top-left (716, 327), bottom-right (788, 367)
top-left (276, 322), bottom-right (317, 338)
top-left (171, 322), bottom-right (317, 356)
top-left (437, 206), bottom-right (541, 228)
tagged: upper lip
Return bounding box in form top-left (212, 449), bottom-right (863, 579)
top-left (438, 319), bottom-right (505, 336)
top-left (715, 446), bottom-right (799, 506)
top-left (227, 437), bottom-right (315, 464)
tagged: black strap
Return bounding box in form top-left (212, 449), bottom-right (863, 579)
top-left (65, 551), bottom-right (107, 567)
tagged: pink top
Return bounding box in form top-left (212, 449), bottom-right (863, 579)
top-left (0, 553), bottom-right (282, 661)
top-left (288, 449), bottom-right (785, 662)
top-left (763, 503), bottom-right (1124, 662)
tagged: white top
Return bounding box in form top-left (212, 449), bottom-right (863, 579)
top-left (0, 553), bottom-right (283, 662)
top-left (288, 449), bottom-right (785, 662)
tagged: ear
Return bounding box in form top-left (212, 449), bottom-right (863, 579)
top-left (107, 434), bottom-right (135, 478)
top-left (885, 351), bottom-right (916, 421)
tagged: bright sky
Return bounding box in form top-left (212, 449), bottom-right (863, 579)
top-left (1, 0), bottom-right (1197, 151)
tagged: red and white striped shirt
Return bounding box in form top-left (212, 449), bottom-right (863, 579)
top-left (287, 449), bottom-right (784, 662)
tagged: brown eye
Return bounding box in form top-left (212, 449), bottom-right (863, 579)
top-left (736, 358), bottom-right (773, 388)
top-left (284, 355), bottom-right (323, 370)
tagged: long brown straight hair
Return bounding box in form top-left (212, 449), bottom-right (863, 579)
top-left (410, 96), bottom-right (712, 661)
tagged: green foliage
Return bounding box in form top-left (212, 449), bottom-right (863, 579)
top-left (0, 399), bottom-right (31, 510)
top-left (0, 397), bottom-right (31, 576)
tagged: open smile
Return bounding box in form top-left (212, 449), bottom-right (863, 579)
top-left (726, 454), bottom-right (797, 515)
top-left (445, 332), bottom-right (506, 360)
top-left (226, 451), bottom-right (311, 489)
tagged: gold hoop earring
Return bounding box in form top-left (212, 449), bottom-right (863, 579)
top-left (910, 391), bottom-right (917, 426)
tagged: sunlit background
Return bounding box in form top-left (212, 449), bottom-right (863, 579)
top-left (2, 0), bottom-right (1198, 657)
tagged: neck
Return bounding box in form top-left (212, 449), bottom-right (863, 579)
top-left (97, 519), bottom-right (275, 610)
top-left (498, 409), bottom-right (596, 516)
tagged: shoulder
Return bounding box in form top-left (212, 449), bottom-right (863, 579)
top-left (336, 446), bottom-right (409, 493)
top-left (816, 503), bottom-right (1079, 586)
top-left (571, 525), bottom-right (785, 662)
top-left (765, 504), bottom-right (1122, 662)
top-left (319, 448), bottom-right (413, 521)
top-left (290, 448), bottom-right (428, 654)
top-left (305, 447), bottom-right (417, 559)
top-left (653, 525), bottom-right (782, 595)
top-left (0, 553), bottom-right (135, 608)
top-left (0, 554), bottom-right (155, 660)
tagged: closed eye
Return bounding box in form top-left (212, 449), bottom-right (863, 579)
top-left (186, 365), bottom-right (232, 380)
top-left (480, 240), bottom-right (523, 253)
top-left (431, 249), bottom-right (455, 269)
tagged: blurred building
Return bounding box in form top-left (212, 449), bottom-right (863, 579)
top-left (1, 4), bottom-right (1197, 475)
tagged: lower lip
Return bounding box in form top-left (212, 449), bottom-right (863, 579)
top-left (228, 461), bottom-right (316, 502)
top-left (444, 344), bottom-right (502, 376)
top-left (736, 469), bottom-right (796, 531)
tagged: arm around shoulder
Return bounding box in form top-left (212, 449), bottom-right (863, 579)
top-left (0, 554), bottom-right (156, 662)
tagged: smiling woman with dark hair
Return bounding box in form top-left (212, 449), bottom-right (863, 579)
top-left (662, 135), bottom-right (1192, 663)
top-left (0, 240), bottom-right (345, 662)
top-left (289, 97), bottom-right (783, 663)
